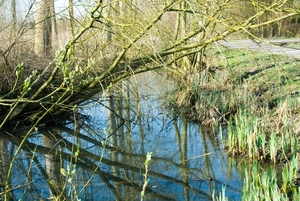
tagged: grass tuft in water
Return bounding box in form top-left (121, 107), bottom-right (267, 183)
top-left (243, 163), bottom-right (283, 200)
top-left (213, 185), bottom-right (229, 201)
top-left (242, 157), bottom-right (300, 200)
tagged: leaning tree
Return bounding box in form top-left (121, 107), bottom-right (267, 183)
top-left (0, 0), bottom-right (299, 128)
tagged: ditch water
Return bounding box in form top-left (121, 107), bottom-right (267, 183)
top-left (0, 71), bottom-right (243, 200)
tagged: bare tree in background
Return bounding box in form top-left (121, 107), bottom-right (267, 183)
top-left (34, 0), bottom-right (55, 56)
top-left (11, 0), bottom-right (16, 32)
top-left (68, 0), bottom-right (75, 37)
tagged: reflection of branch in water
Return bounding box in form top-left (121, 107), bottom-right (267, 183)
top-left (6, 124), bottom-right (218, 200)
top-left (5, 127), bottom-right (186, 199)
top-left (43, 131), bottom-right (184, 182)
top-left (115, 87), bottom-right (125, 151)
top-left (87, 94), bottom-right (133, 139)
top-left (3, 122), bottom-right (225, 199)
top-left (132, 84), bottom-right (145, 155)
top-left (9, 133), bottom-right (123, 200)
top-left (6, 134), bottom-right (65, 199)
top-left (62, 129), bottom-right (216, 197)
top-left (10, 135), bottom-right (176, 201)
top-left (47, 125), bottom-right (217, 180)
top-left (48, 123), bottom-right (232, 196)
top-left (42, 128), bottom-right (213, 199)
top-left (172, 116), bottom-right (240, 199)
top-left (0, 181), bottom-right (35, 196)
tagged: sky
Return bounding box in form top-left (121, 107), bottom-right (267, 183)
top-left (0, 0), bottom-right (88, 21)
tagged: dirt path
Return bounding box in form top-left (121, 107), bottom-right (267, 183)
top-left (217, 38), bottom-right (300, 58)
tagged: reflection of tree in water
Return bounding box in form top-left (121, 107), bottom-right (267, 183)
top-left (43, 134), bottom-right (65, 198)
top-left (0, 137), bottom-right (13, 201)
top-left (174, 117), bottom-right (190, 200)
top-left (172, 117), bottom-right (224, 200)
top-left (0, 120), bottom-right (239, 200)
top-left (0, 76), bottom-right (241, 200)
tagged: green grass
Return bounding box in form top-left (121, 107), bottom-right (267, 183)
top-left (215, 48), bottom-right (300, 99)
top-left (210, 48), bottom-right (300, 162)
top-left (170, 45), bottom-right (300, 132)
top-left (287, 42), bottom-right (300, 49)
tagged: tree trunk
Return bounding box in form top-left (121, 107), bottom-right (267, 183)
top-left (34, 0), bottom-right (54, 56)
top-left (68, 0), bottom-right (75, 37)
top-left (11, 0), bottom-right (16, 32)
top-left (51, 0), bottom-right (58, 42)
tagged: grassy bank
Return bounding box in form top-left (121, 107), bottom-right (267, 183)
top-left (169, 45), bottom-right (300, 199)
top-left (170, 46), bottom-right (300, 160)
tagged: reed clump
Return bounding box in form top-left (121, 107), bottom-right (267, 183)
top-left (224, 108), bottom-right (298, 163)
top-left (242, 158), bottom-right (300, 201)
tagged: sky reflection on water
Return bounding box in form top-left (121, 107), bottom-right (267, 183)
top-left (0, 71), bottom-right (242, 200)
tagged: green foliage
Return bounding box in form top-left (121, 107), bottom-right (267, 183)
top-left (242, 158), bottom-right (299, 200)
top-left (22, 75), bottom-right (32, 95)
top-left (140, 152), bottom-right (152, 201)
top-left (61, 164), bottom-right (80, 200)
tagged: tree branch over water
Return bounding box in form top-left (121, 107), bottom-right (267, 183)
top-left (0, 0), bottom-right (299, 126)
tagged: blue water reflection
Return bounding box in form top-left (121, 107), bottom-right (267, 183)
top-left (1, 71), bottom-right (242, 200)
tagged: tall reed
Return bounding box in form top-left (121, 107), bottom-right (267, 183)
top-left (225, 109), bottom-right (267, 160)
top-left (242, 157), bottom-right (299, 200)
top-left (225, 108), bottom-right (298, 163)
